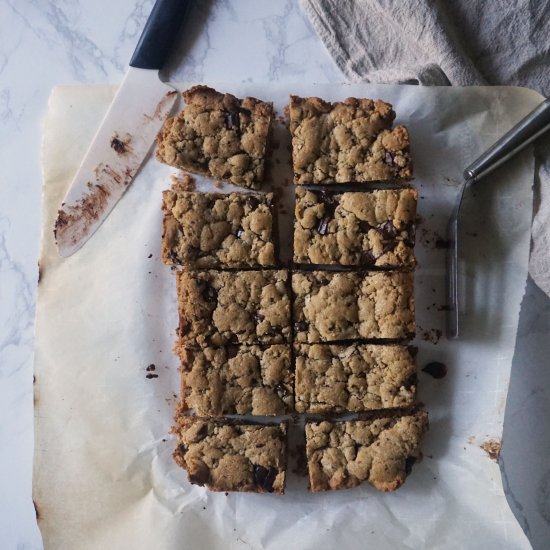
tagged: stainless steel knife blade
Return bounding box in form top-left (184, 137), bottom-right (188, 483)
top-left (54, 0), bottom-right (190, 256)
top-left (54, 68), bottom-right (177, 256)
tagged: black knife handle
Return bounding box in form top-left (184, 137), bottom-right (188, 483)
top-left (130, 0), bottom-right (190, 70)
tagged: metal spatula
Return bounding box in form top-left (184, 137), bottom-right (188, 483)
top-left (447, 97), bottom-right (550, 339)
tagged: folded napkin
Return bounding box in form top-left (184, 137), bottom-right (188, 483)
top-left (302, 0), bottom-right (550, 296)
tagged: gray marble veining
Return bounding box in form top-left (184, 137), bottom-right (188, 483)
top-left (0, 2), bottom-right (338, 548)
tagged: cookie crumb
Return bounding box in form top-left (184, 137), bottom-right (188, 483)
top-left (420, 328), bottom-right (442, 344)
top-left (480, 439), bottom-right (501, 462)
top-left (170, 173), bottom-right (196, 191)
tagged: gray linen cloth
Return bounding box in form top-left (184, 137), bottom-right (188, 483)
top-left (301, 0), bottom-right (550, 296)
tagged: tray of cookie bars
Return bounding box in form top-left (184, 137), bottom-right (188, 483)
top-left (34, 82), bottom-right (536, 547)
top-left (158, 86), bottom-right (425, 494)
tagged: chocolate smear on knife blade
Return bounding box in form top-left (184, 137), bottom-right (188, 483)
top-left (55, 164), bottom-right (134, 248)
top-left (110, 133), bottom-right (132, 155)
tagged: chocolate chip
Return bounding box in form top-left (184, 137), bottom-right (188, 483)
top-left (422, 361), bottom-right (447, 379)
top-left (238, 107), bottom-right (252, 117)
top-left (254, 313), bottom-right (265, 323)
top-left (275, 382), bottom-right (289, 398)
top-left (145, 373), bottom-right (158, 379)
top-left (226, 345), bottom-right (239, 359)
top-left (405, 456), bottom-right (416, 475)
top-left (319, 191), bottom-right (337, 216)
top-left (382, 241), bottom-right (397, 254)
top-left (146, 364), bottom-right (156, 372)
top-left (294, 320), bottom-right (308, 332)
top-left (200, 282), bottom-right (217, 303)
top-left (236, 227), bottom-right (245, 238)
top-left (196, 423), bottom-right (208, 438)
top-left (252, 465), bottom-right (277, 493)
top-left (316, 216), bottom-right (330, 235)
top-left (188, 246), bottom-right (200, 260)
top-left (245, 195), bottom-right (260, 209)
top-left (359, 220), bottom-right (374, 232)
top-left (169, 250), bottom-right (180, 263)
top-left (225, 112), bottom-right (239, 129)
top-left (403, 373), bottom-right (418, 388)
top-left (380, 221), bottom-right (397, 239)
top-left (176, 443), bottom-right (187, 455)
top-left (360, 251), bottom-right (377, 265)
top-left (189, 463), bottom-right (210, 485)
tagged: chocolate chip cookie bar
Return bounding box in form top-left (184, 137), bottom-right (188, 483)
top-left (177, 270), bottom-right (291, 348)
top-left (294, 344), bottom-right (416, 413)
top-left (305, 409), bottom-right (428, 492)
top-left (294, 188), bottom-right (417, 268)
top-left (179, 345), bottom-right (293, 416)
top-left (173, 416), bottom-right (287, 494)
top-left (162, 188), bottom-right (276, 269)
top-left (292, 271), bottom-right (415, 342)
top-left (156, 86), bottom-right (274, 189)
top-left (289, 95), bottom-right (412, 184)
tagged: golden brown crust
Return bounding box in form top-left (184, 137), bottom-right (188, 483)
top-left (294, 187), bottom-right (417, 267)
top-left (180, 345), bottom-right (293, 416)
top-left (305, 410), bottom-right (428, 492)
top-left (182, 85), bottom-right (274, 118)
top-left (294, 343), bottom-right (416, 413)
top-left (173, 417), bottom-right (287, 494)
top-left (292, 271), bottom-right (416, 342)
top-left (162, 189), bottom-right (276, 269)
top-left (289, 95), bottom-right (412, 184)
top-left (156, 86), bottom-right (274, 189)
top-left (177, 270), bottom-right (291, 348)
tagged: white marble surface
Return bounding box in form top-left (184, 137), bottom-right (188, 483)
top-left (1, 1), bottom-right (549, 549)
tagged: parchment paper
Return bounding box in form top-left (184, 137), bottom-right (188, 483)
top-left (34, 83), bottom-right (541, 549)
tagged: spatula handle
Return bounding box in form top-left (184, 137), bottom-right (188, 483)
top-left (464, 98), bottom-right (550, 182)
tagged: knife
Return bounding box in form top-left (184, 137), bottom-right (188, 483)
top-left (54, 0), bottom-right (190, 257)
